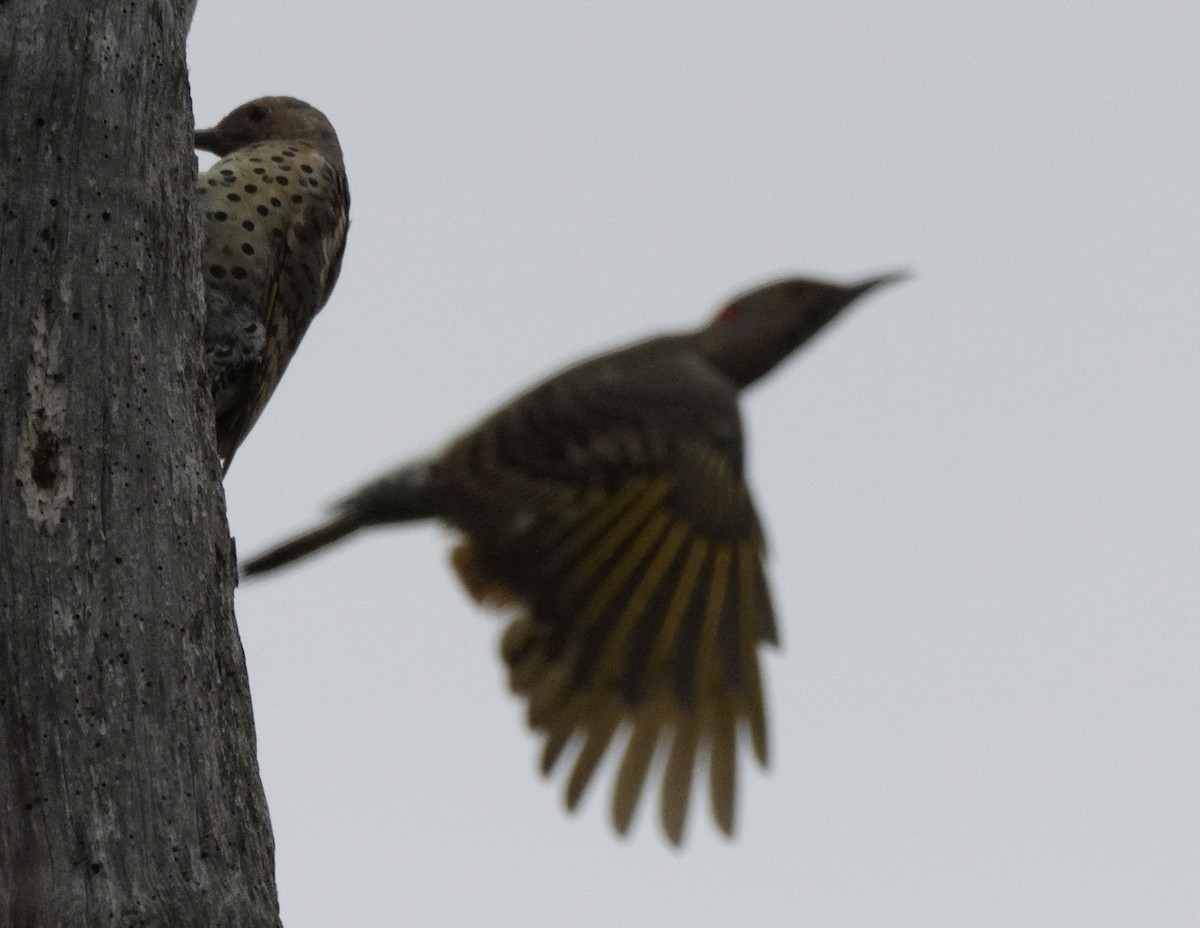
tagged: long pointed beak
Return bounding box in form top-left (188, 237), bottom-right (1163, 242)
top-left (847, 270), bottom-right (911, 300)
top-left (193, 128), bottom-right (227, 155)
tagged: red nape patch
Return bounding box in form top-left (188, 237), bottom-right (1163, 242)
top-left (713, 301), bottom-right (743, 324)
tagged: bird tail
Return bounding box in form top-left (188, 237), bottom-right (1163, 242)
top-left (239, 512), bottom-right (365, 576)
top-left (239, 459), bottom-right (437, 578)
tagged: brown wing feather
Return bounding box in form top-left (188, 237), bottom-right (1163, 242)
top-left (444, 433), bottom-right (775, 844)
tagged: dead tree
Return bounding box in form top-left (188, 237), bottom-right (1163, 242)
top-left (0, 3), bottom-right (282, 925)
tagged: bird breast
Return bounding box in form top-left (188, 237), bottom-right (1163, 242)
top-left (197, 140), bottom-right (346, 313)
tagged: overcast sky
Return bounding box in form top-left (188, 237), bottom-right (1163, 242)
top-left (189, 3), bottom-right (1198, 926)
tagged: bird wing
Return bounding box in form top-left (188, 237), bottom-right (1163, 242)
top-left (436, 348), bottom-right (777, 843)
top-left (315, 168), bottom-right (350, 307)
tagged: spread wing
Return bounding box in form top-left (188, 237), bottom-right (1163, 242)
top-left (436, 347), bottom-right (777, 843)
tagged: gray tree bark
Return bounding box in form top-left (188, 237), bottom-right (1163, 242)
top-left (0, 2), bottom-right (282, 926)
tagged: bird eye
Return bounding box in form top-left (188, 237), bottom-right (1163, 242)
top-left (248, 105), bottom-right (269, 122)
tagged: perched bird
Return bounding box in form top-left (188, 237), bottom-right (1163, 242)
top-left (195, 96), bottom-right (350, 471)
top-left (243, 273), bottom-right (905, 843)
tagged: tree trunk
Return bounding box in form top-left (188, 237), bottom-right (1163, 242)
top-left (0, 3), bottom-right (282, 926)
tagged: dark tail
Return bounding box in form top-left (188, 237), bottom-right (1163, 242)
top-left (239, 459), bottom-right (437, 578)
top-left (240, 512), bottom-right (366, 577)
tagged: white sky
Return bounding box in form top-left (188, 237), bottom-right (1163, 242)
top-left (189, 3), bottom-right (1199, 926)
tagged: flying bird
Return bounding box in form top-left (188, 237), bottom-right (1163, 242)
top-left (243, 273), bottom-right (905, 843)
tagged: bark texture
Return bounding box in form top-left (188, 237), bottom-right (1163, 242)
top-left (0, 2), bottom-right (281, 926)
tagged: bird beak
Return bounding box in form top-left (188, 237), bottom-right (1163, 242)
top-left (846, 271), bottom-right (910, 300)
top-left (194, 127), bottom-right (231, 156)
top-left (849, 270), bottom-right (912, 298)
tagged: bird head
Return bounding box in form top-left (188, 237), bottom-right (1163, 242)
top-left (698, 273), bottom-right (908, 389)
top-left (194, 96), bottom-right (342, 162)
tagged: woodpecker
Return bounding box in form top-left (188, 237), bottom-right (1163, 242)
top-left (195, 96), bottom-right (350, 471)
top-left (243, 273), bottom-right (905, 843)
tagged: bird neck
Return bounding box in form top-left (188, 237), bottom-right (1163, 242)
top-left (688, 318), bottom-right (795, 391)
top-left (301, 135), bottom-right (345, 171)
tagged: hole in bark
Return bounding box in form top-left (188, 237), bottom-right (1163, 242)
top-left (31, 430), bottom-right (60, 490)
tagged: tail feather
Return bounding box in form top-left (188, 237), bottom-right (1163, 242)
top-left (240, 512), bottom-right (365, 577)
top-left (240, 459), bottom-right (436, 578)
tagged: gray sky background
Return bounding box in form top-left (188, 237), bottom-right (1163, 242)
top-left (189, 3), bottom-right (1198, 926)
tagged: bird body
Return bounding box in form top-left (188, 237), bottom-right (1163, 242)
top-left (243, 274), bottom-right (904, 843)
top-left (195, 96), bottom-right (350, 470)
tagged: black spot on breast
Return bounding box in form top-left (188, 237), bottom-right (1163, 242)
top-left (230, 266), bottom-right (248, 280)
top-left (300, 164), bottom-right (314, 174)
top-left (291, 194), bottom-right (303, 204)
top-left (241, 243), bottom-right (254, 256)
top-left (270, 197), bottom-right (282, 207)
top-left (276, 176), bottom-right (289, 186)
top-left (226, 193), bottom-right (241, 202)
top-left (257, 205), bottom-right (270, 217)
top-left (242, 219), bottom-right (255, 231)
top-left (244, 183), bottom-right (258, 193)
top-left (214, 210), bottom-right (228, 221)
top-left (209, 265), bottom-right (227, 279)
